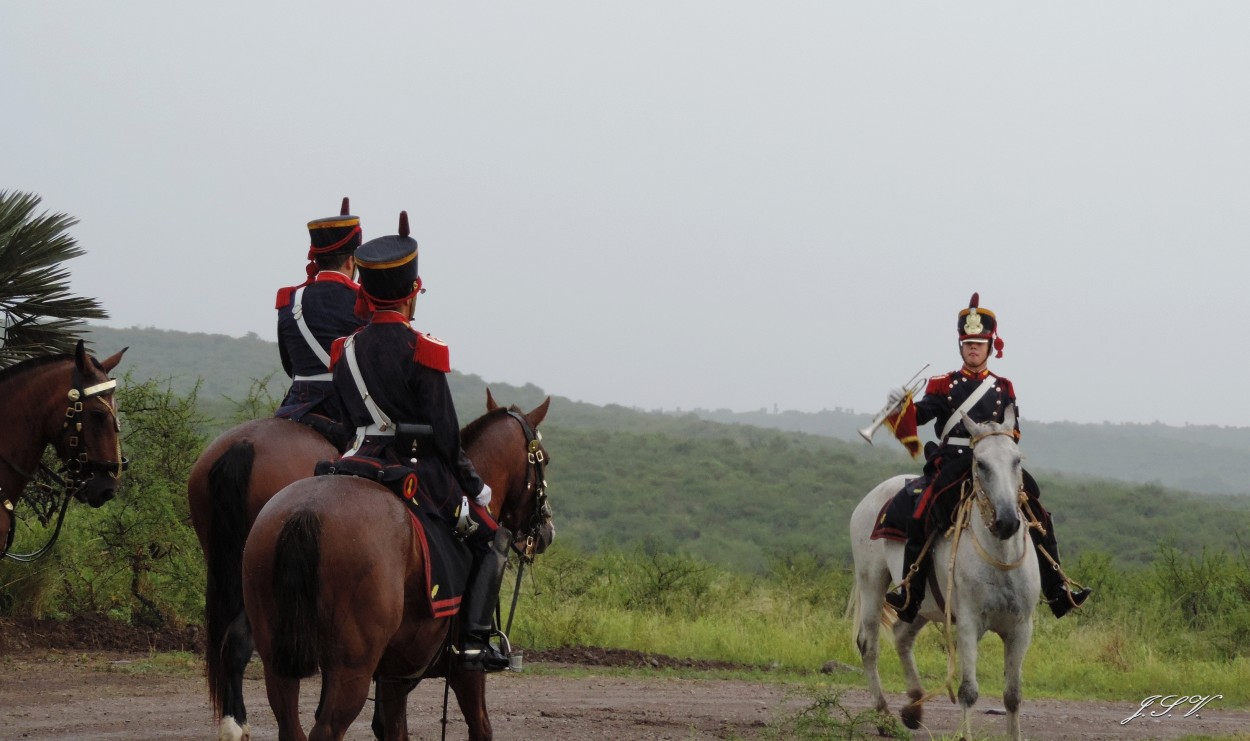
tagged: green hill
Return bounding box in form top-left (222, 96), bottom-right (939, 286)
top-left (80, 324), bottom-right (1250, 573)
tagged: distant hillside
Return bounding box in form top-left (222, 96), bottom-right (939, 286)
top-left (687, 408), bottom-right (1250, 496)
top-left (80, 324), bottom-right (1250, 572)
top-left (83, 324), bottom-right (1250, 495)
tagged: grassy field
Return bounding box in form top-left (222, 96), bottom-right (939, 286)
top-left (504, 544), bottom-right (1250, 709)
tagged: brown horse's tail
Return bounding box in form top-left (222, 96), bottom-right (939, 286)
top-left (270, 509), bottom-right (322, 679)
top-left (204, 440), bottom-right (255, 712)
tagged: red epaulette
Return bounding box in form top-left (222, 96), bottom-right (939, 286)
top-left (924, 373), bottom-right (953, 396)
top-left (329, 336), bottom-right (347, 370)
top-left (993, 373), bottom-right (1015, 399)
top-left (414, 333), bottom-right (451, 372)
top-left (275, 286), bottom-right (296, 309)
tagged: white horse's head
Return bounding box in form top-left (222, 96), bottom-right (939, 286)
top-left (960, 404), bottom-right (1024, 541)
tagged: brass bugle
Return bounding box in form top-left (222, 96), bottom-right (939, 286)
top-left (858, 364), bottom-right (930, 445)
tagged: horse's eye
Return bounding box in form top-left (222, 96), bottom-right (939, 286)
top-left (89, 410), bottom-right (110, 427)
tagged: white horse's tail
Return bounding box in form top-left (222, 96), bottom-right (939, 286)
top-left (847, 579), bottom-right (898, 654)
top-left (845, 584), bottom-right (860, 652)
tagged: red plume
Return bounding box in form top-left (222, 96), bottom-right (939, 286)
top-left (399, 211), bottom-right (410, 238)
top-left (994, 337), bottom-right (1004, 358)
top-left (969, 292), bottom-right (980, 309)
top-left (340, 197), bottom-right (350, 215)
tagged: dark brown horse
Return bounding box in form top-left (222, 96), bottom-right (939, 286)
top-left (0, 340), bottom-right (127, 561)
top-left (242, 398), bottom-right (552, 741)
top-left (187, 414), bottom-right (338, 739)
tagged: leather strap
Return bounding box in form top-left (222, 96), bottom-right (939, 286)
top-left (939, 375), bottom-right (998, 441)
top-left (292, 286), bottom-right (333, 371)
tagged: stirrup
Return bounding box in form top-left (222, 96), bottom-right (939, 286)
top-left (457, 630), bottom-right (511, 672)
top-left (454, 495), bottom-right (479, 538)
top-left (1048, 586), bottom-right (1091, 618)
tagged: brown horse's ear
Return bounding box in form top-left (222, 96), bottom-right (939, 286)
top-left (525, 397), bottom-right (551, 429)
top-left (74, 339), bottom-right (88, 370)
top-left (100, 347), bottom-right (128, 373)
top-left (485, 388), bottom-right (500, 412)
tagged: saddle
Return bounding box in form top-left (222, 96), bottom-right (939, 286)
top-left (315, 455), bottom-right (417, 502)
top-left (277, 410), bottom-right (354, 452)
top-left (870, 476), bottom-right (928, 542)
top-left (314, 456), bottom-right (473, 618)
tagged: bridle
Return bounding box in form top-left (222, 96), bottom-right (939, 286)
top-left (0, 364), bottom-right (128, 562)
top-left (958, 429), bottom-right (1030, 572)
top-left (492, 408), bottom-right (553, 657)
top-left (503, 409), bottom-right (551, 562)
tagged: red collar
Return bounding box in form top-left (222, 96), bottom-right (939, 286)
top-left (960, 368), bottom-right (991, 379)
top-left (370, 311), bottom-right (412, 325)
top-left (315, 271), bottom-right (359, 289)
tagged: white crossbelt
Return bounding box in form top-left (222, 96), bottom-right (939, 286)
top-left (939, 375), bottom-right (998, 445)
top-left (341, 335), bottom-right (394, 456)
top-left (292, 286), bottom-right (333, 372)
top-left (293, 373), bottom-right (332, 382)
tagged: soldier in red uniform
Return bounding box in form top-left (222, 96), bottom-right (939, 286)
top-left (274, 198), bottom-right (367, 449)
top-left (329, 212), bottom-right (510, 672)
top-left (883, 293), bottom-right (1090, 622)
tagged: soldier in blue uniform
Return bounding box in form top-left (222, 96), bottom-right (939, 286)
top-left (328, 211), bottom-right (510, 672)
top-left (274, 198), bottom-right (367, 449)
top-left (883, 293), bottom-right (1091, 622)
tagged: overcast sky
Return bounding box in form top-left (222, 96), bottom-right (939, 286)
top-left (4, 3), bottom-right (1249, 428)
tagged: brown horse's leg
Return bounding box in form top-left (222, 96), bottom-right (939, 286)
top-left (308, 668), bottom-right (373, 741)
top-left (373, 677), bottom-right (418, 741)
top-left (261, 668), bottom-right (307, 741)
top-left (449, 664), bottom-right (492, 741)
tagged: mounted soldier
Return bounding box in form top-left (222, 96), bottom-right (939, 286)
top-left (879, 293), bottom-right (1091, 622)
top-left (274, 198), bottom-right (366, 450)
top-left (328, 211), bottom-right (512, 672)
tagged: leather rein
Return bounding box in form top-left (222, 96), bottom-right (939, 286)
top-left (0, 367), bottom-right (128, 562)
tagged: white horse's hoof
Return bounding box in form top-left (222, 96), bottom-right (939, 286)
top-left (219, 716), bottom-right (250, 741)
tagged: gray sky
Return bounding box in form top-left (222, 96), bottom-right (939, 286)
top-left (5, 3), bottom-right (1249, 427)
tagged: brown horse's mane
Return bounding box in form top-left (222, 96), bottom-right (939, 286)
top-left (0, 354), bottom-right (74, 386)
top-left (460, 406), bottom-right (516, 448)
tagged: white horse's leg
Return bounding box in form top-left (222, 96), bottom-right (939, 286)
top-left (854, 569), bottom-right (891, 717)
top-left (956, 619), bottom-right (982, 741)
top-left (893, 616), bottom-right (929, 730)
top-left (1002, 619), bottom-right (1033, 741)
top-left (218, 716), bottom-right (249, 741)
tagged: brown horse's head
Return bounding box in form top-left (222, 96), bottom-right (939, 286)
top-left (55, 340), bottom-right (128, 507)
top-left (465, 389), bottom-right (554, 557)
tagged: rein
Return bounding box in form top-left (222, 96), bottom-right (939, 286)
top-left (1, 369), bottom-right (127, 562)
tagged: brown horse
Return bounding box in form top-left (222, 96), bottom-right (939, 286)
top-left (0, 340), bottom-right (127, 561)
top-left (242, 398), bottom-right (552, 741)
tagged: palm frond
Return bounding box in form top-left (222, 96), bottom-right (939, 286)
top-left (0, 190), bottom-right (108, 365)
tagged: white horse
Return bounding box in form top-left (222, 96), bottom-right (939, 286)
top-left (849, 406), bottom-right (1040, 741)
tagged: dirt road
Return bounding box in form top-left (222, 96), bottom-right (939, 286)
top-left (2, 648), bottom-right (1248, 740)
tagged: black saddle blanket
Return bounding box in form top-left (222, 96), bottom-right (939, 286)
top-left (314, 456), bottom-right (472, 618)
top-left (870, 476), bottom-right (927, 542)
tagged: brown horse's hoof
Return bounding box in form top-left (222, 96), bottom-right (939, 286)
top-left (900, 701), bottom-right (923, 730)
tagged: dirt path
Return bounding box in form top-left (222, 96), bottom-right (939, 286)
top-left (1, 649), bottom-right (1248, 740)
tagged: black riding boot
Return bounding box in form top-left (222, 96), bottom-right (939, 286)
top-left (1029, 518), bottom-right (1091, 618)
top-left (884, 531), bottom-right (930, 623)
top-left (458, 526), bottom-right (512, 672)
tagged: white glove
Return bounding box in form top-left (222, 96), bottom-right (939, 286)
top-left (886, 387), bottom-right (908, 407)
top-left (475, 484), bottom-right (493, 507)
